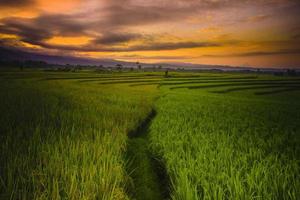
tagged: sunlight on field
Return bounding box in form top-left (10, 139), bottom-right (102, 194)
top-left (0, 70), bottom-right (299, 199)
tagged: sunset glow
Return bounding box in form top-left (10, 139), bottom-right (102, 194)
top-left (0, 0), bottom-right (299, 68)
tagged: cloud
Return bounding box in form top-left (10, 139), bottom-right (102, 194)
top-left (119, 41), bottom-right (220, 51)
top-left (115, 54), bottom-right (190, 60)
top-left (34, 14), bottom-right (89, 36)
top-left (97, 0), bottom-right (296, 30)
top-left (101, 3), bottom-right (192, 28)
top-left (203, 48), bottom-right (300, 57)
top-left (94, 32), bottom-right (141, 45)
top-left (0, 12), bottom-right (221, 52)
top-left (0, 38), bottom-right (25, 48)
top-left (292, 34), bottom-right (300, 40)
top-left (0, 0), bottom-right (34, 7)
top-left (1, 0), bottom-right (300, 57)
top-left (0, 17), bottom-right (51, 45)
top-left (0, 14), bottom-right (91, 46)
top-left (242, 14), bottom-right (270, 23)
top-left (237, 49), bottom-right (300, 56)
top-left (99, 0), bottom-right (291, 28)
top-left (31, 41), bottom-right (221, 52)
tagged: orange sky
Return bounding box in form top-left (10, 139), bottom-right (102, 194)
top-left (0, 0), bottom-right (299, 68)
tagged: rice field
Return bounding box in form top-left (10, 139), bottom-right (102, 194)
top-left (0, 69), bottom-right (299, 199)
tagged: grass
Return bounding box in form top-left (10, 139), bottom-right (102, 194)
top-left (0, 71), bottom-right (158, 199)
top-left (0, 70), bottom-right (299, 200)
top-left (149, 84), bottom-right (300, 199)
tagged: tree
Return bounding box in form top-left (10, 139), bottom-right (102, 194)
top-left (116, 64), bottom-right (123, 71)
top-left (165, 70), bottom-right (169, 77)
top-left (20, 63), bottom-right (24, 71)
top-left (136, 61), bottom-right (142, 70)
top-left (287, 69), bottom-right (297, 76)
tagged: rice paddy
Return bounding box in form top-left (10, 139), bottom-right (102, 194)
top-left (0, 70), bottom-right (299, 199)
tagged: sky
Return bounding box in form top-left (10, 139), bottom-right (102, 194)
top-left (0, 0), bottom-right (299, 68)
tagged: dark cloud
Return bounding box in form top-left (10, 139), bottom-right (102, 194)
top-left (101, 4), bottom-right (193, 28)
top-left (237, 49), bottom-right (300, 56)
top-left (123, 41), bottom-right (220, 51)
top-left (0, 12), bottom-right (220, 52)
top-left (126, 55), bottom-right (191, 60)
top-left (0, 14), bottom-right (91, 46)
top-left (94, 32), bottom-right (141, 45)
top-left (203, 48), bottom-right (300, 57)
top-left (113, 54), bottom-right (191, 60)
top-left (0, 17), bottom-right (52, 45)
top-left (99, 0), bottom-right (265, 28)
top-left (0, 38), bottom-right (24, 48)
top-left (29, 41), bottom-right (221, 52)
top-left (290, 26), bottom-right (300, 39)
top-left (292, 34), bottom-right (300, 40)
top-left (34, 14), bottom-right (89, 36)
top-left (97, 0), bottom-right (279, 30)
top-left (0, 0), bottom-right (299, 54)
top-left (241, 14), bottom-right (271, 23)
top-left (0, 0), bottom-right (33, 7)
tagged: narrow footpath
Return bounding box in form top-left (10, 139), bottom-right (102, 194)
top-left (125, 109), bottom-right (170, 200)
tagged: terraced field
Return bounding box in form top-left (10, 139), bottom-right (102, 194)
top-left (0, 70), bottom-right (299, 199)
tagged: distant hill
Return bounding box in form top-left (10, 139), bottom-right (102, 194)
top-left (0, 47), bottom-right (288, 72)
top-left (0, 47), bottom-right (133, 66)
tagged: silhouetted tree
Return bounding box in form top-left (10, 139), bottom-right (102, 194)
top-left (287, 69), bottom-right (297, 76)
top-left (136, 61), bottom-right (142, 70)
top-left (20, 63), bottom-right (24, 71)
top-left (165, 70), bottom-right (169, 77)
top-left (116, 64), bottom-right (123, 71)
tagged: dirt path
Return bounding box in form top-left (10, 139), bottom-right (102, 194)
top-left (125, 109), bottom-right (170, 200)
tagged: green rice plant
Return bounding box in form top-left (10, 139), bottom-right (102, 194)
top-left (149, 85), bottom-right (300, 200)
top-left (1, 70), bottom-right (299, 200)
top-left (0, 71), bottom-right (158, 199)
